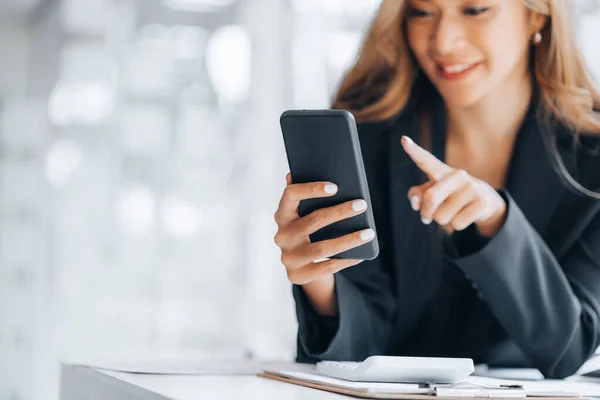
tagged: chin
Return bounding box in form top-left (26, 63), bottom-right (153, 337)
top-left (437, 87), bottom-right (486, 109)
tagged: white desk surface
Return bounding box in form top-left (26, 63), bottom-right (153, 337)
top-left (59, 363), bottom-right (600, 400)
top-left (60, 364), bottom-right (348, 400)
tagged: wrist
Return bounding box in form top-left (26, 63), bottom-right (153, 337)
top-left (476, 200), bottom-right (507, 238)
top-left (302, 274), bottom-right (337, 316)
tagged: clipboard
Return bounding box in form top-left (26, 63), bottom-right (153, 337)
top-left (257, 370), bottom-right (584, 400)
top-left (259, 370), bottom-right (439, 400)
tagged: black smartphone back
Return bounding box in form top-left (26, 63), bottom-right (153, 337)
top-left (280, 109), bottom-right (379, 260)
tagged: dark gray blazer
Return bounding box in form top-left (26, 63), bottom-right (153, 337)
top-left (292, 86), bottom-right (600, 379)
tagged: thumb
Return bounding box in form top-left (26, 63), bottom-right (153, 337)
top-left (407, 181), bottom-right (434, 211)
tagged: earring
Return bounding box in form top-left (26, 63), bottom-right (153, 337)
top-left (532, 32), bottom-right (542, 45)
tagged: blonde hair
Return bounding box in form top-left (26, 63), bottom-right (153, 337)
top-left (333, 0), bottom-right (600, 136)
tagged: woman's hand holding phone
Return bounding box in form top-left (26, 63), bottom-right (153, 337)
top-left (274, 173), bottom-right (376, 316)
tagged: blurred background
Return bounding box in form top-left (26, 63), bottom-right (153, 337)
top-left (0, 0), bottom-right (599, 399)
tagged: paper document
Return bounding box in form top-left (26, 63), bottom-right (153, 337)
top-left (474, 365), bottom-right (545, 381)
top-left (467, 376), bottom-right (592, 398)
top-left (576, 354), bottom-right (600, 378)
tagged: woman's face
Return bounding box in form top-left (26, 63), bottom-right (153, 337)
top-left (405, 0), bottom-right (537, 109)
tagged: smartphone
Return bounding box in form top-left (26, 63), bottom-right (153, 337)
top-left (279, 109), bottom-right (379, 260)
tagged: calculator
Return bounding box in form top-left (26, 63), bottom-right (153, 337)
top-left (316, 356), bottom-right (475, 384)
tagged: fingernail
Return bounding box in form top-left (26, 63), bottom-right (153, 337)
top-left (402, 136), bottom-right (414, 146)
top-left (354, 260), bottom-right (365, 265)
top-left (324, 184), bottom-right (338, 194)
top-left (421, 217), bottom-right (432, 225)
top-left (313, 257), bottom-right (330, 263)
top-left (410, 195), bottom-right (421, 211)
top-left (360, 228), bottom-right (375, 241)
top-left (352, 199), bottom-right (367, 211)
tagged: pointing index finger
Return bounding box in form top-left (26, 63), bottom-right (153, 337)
top-left (401, 136), bottom-right (452, 181)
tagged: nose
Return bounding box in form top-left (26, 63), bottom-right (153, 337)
top-left (431, 14), bottom-right (467, 56)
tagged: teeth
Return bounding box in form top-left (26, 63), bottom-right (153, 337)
top-left (443, 64), bottom-right (473, 73)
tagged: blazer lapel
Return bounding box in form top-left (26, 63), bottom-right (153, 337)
top-left (387, 109), bottom-right (421, 260)
top-left (505, 117), bottom-right (578, 239)
top-left (387, 108), bottom-right (446, 334)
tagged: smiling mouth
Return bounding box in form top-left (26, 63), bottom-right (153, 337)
top-left (436, 62), bottom-right (481, 80)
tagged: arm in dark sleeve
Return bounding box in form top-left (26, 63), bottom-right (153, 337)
top-left (292, 284), bottom-right (339, 362)
top-left (453, 191), bottom-right (600, 379)
top-left (293, 256), bottom-right (395, 363)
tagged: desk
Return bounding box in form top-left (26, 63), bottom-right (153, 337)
top-left (59, 364), bottom-right (348, 400)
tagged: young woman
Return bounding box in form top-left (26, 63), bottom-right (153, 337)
top-left (273, 0), bottom-right (600, 379)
